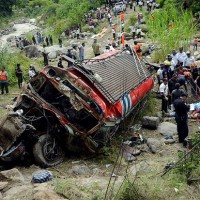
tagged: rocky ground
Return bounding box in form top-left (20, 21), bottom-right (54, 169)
top-left (0, 5), bottom-right (200, 200)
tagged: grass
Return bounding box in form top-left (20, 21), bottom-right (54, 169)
top-left (53, 177), bottom-right (105, 200)
top-left (145, 5), bottom-right (196, 62)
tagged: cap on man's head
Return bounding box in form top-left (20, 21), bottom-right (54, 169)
top-left (172, 74), bottom-right (177, 78)
top-left (186, 51), bottom-right (190, 54)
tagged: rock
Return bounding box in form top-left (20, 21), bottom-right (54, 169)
top-left (122, 144), bottom-right (141, 156)
top-left (24, 45), bottom-right (41, 58)
top-left (0, 182), bottom-right (8, 190)
top-left (128, 161), bottom-right (150, 177)
top-left (141, 43), bottom-right (150, 54)
top-left (156, 111), bottom-right (163, 120)
top-left (0, 168), bottom-right (25, 183)
top-left (29, 18), bottom-right (36, 24)
top-left (122, 144), bottom-right (141, 158)
top-left (162, 138), bottom-right (176, 144)
top-left (159, 150), bottom-right (172, 157)
top-left (138, 24), bottom-right (148, 32)
top-left (147, 138), bottom-right (162, 153)
top-left (0, 192), bottom-right (2, 200)
top-left (6, 36), bottom-right (15, 42)
top-left (3, 185), bottom-right (33, 200)
top-left (34, 190), bottom-right (65, 200)
top-left (196, 54), bottom-right (200, 61)
top-left (142, 116), bottom-right (159, 129)
top-left (48, 51), bottom-right (57, 59)
top-left (140, 144), bottom-right (150, 152)
top-left (158, 122), bottom-right (177, 136)
top-left (193, 51), bottom-right (200, 56)
top-left (134, 38), bottom-right (146, 43)
top-left (39, 20), bottom-right (45, 25)
top-left (68, 164), bottom-right (91, 176)
top-left (122, 152), bottom-right (136, 162)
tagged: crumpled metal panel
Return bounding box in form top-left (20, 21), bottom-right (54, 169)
top-left (0, 116), bottom-right (26, 151)
top-left (83, 53), bottom-right (151, 103)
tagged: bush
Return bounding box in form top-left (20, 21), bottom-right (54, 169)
top-left (125, 14), bottom-right (137, 32)
top-left (145, 4), bottom-right (195, 62)
top-left (0, 48), bottom-right (38, 85)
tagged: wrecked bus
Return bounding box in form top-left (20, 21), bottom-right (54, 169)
top-left (0, 50), bottom-right (153, 167)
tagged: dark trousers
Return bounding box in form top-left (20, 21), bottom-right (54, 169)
top-left (175, 114), bottom-right (188, 146)
top-left (132, 32), bottom-right (136, 39)
top-left (18, 76), bottom-right (23, 88)
top-left (194, 44), bottom-right (197, 51)
top-left (161, 95), bottom-right (168, 112)
top-left (94, 53), bottom-right (100, 57)
top-left (1, 82), bottom-right (9, 94)
top-left (43, 54), bottom-right (48, 66)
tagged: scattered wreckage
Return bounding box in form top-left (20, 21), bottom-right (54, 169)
top-left (0, 50), bottom-right (153, 167)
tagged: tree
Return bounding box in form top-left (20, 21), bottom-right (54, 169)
top-left (0, 0), bottom-right (17, 16)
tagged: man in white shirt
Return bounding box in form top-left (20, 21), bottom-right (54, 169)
top-left (171, 49), bottom-right (178, 65)
top-left (183, 51), bottom-right (195, 69)
top-left (177, 47), bottom-right (187, 66)
top-left (157, 64), bottom-right (164, 85)
top-left (159, 78), bottom-right (169, 113)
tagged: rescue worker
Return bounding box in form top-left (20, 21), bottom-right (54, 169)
top-left (173, 93), bottom-right (190, 147)
top-left (121, 33), bottom-right (125, 47)
top-left (42, 45), bottom-right (48, 66)
top-left (57, 58), bottom-right (64, 68)
top-left (92, 38), bottom-right (101, 57)
top-left (133, 41), bottom-right (142, 59)
top-left (15, 63), bottom-right (23, 89)
top-left (0, 67), bottom-right (9, 94)
top-left (171, 83), bottom-right (185, 105)
top-left (159, 78), bottom-right (169, 113)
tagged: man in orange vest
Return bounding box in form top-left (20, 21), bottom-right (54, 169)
top-left (120, 12), bottom-right (124, 23)
top-left (0, 67), bottom-right (9, 94)
top-left (133, 41), bottom-right (142, 59)
top-left (121, 33), bottom-right (125, 47)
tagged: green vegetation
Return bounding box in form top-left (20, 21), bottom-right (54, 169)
top-left (0, 0), bottom-right (105, 36)
top-left (174, 132), bottom-right (200, 184)
top-left (0, 48), bottom-right (42, 85)
top-left (158, 0), bottom-right (200, 14)
top-left (145, 3), bottom-right (195, 62)
top-left (124, 14), bottom-right (137, 32)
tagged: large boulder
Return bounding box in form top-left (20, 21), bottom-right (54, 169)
top-left (138, 24), bottom-right (148, 33)
top-left (0, 168), bottom-right (24, 183)
top-left (6, 36), bottom-right (15, 43)
top-left (158, 122), bottom-right (177, 136)
top-left (142, 116), bottom-right (159, 129)
top-left (48, 51), bottom-right (57, 59)
top-left (147, 138), bottom-right (162, 153)
top-left (24, 45), bottom-right (41, 58)
top-left (34, 190), bottom-right (65, 200)
top-left (68, 164), bottom-right (92, 176)
top-left (3, 185), bottom-right (33, 200)
top-left (0, 182), bottom-right (8, 190)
